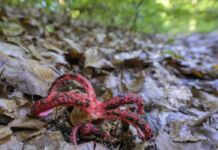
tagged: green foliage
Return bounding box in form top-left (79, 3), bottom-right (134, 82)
top-left (1, 0), bottom-right (218, 34)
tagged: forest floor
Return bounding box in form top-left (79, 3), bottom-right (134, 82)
top-left (0, 6), bottom-right (217, 150)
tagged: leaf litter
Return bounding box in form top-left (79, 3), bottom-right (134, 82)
top-left (0, 6), bottom-right (217, 150)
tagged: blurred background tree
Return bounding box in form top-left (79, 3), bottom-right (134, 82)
top-left (1, 0), bottom-right (218, 34)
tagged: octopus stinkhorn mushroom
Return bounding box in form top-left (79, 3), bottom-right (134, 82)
top-left (31, 74), bottom-right (152, 144)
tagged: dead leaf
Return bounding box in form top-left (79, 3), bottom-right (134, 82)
top-left (104, 74), bottom-right (120, 95)
top-left (65, 48), bottom-right (84, 64)
top-left (63, 37), bottom-right (83, 53)
top-left (16, 103), bottom-right (31, 118)
top-left (132, 141), bottom-right (150, 150)
top-left (0, 126), bottom-right (12, 143)
top-left (0, 41), bottom-right (26, 58)
top-left (69, 107), bottom-right (88, 125)
top-left (0, 52), bottom-right (57, 96)
top-left (26, 131), bottom-right (77, 150)
top-left (19, 17), bottom-right (43, 36)
top-left (192, 90), bottom-right (218, 110)
top-left (15, 128), bottom-right (46, 141)
top-left (165, 86), bottom-right (192, 107)
top-left (2, 22), bottom-right (24, 36)
top-left (42, 42), bottom-right (63, 54)
top-left (9, 117), bottom-right (46, 130)
top-left (0, 135), bottom-right (23, 149)
top-left (140, 76), bottom-right (164, 100)
top-left (0, 98), bottom-right (16, 114)
top-left (15, 98), bottom-right (28, 107)
top-left (156, 132), bottom-right (214, 150)
top-left (77, 142), bottom-right (109, 150)
top-left (197, 79), bottom-right (218, 96)
top-left (19, 17), bottom-right (40, 28)
top-left (170, 122), bottom-right (201, 142)
top-left (126, 73), bottom-right (145, 92)
top-left (84, 47), bottom-right (114, 69)
top-left (100, 88), bottom-right (113, 100)
top-left (41, 51), bottom-right (67, 65)
top-left (27, 45), bottom-right (42, 60)
top-left (0, 114), bottom-right (13, 125)
top-left (113, 50), bottom-right (149, 68)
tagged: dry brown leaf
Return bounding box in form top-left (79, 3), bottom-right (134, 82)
top-left (9, 117), bottom-right (46, 130)
top-left (27, 45), bottom-right (42, 60)
top-left (70, 107), bottom-right (88, 125)
top-left (0, 135), bottom-right (23, 149)
top-left (0, 114), bottom-right (14, 125)
top-left (84, 47), bottom-right (113, 69)
top-left (19, 17), bottom-right (40, 27)
top-left (26, 131), bottom-right (77, 150)
top-left (126, 73), bottom-right (145, 92)
top-left (0, 52), bottom-right (57, 96)
top-left (100, 88), bottom-right (113, 100)
top-left (170, 122), bottom-right (201, 142)
top-left (2, 23), bottom-right (24, 37)
top-left (15, 98), bottom-right (28, 107)
top-left (120, 71), bottom-right (145, 93)
top-left (165, 86), bottom-right (192, 107)
top-left (113, 50), bottom-right (149, 68)
top-left (77, 142), bottom-right (109, 150)
top-left (23, 128), bottom-right (108, 150)
top-left (156, 132), bottom-right (213, 150)
top-left (0, 41), bottom-right (26, 58)
top-left (42, 42), bottom-right (63, 54)
top-left (60, 37), bottom-right (85, 64)
top-left (16, 103), bottom-right (31, 118)
top-left (132, 141), bottom-right (150, 150)
top-left (63, 38), bottom-right (83, 53)
top-left (41, 51), bottom-right (67, 64)
top-left (15, 128), bottom-right (46, 141)
top-left (65, 48), bottom-right (84, 64)
top-left (104, 74), bottom-right (120, 95)
top-left (192, 90), bottom-right (218, 110)
top-left (0, 126), bottom-right (12, 143)
top-left (0, 98), bottom-right (16, 114)
top-left (23, 59), bottom-right (56, 82)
